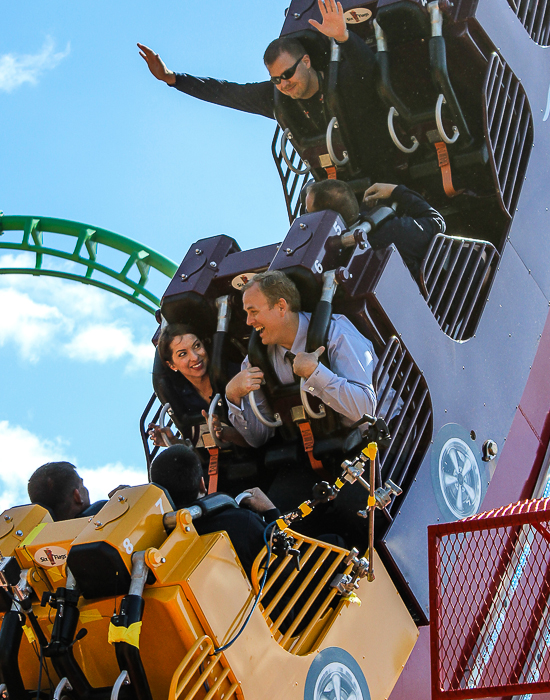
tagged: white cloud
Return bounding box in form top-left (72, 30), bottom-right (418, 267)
top-left (0, 287), bottom-right (66, 361)
top-left (0, 421), bottom-right (147, 513)
top-left (64, 324), bottom-right (154, 370)
top-left (0, 37), bottom-right (70, 93)
top-left (0, 420), bottom-right (68, 511)
top-left (0, 276), bottom-right (155, 371)
top-left (80, 464), bottom-right (147, 503)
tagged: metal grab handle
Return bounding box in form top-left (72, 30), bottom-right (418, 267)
top-left (387, 107), bottom-right (419, 154)
top-left (435, 94), bottom-right (459, 144)
top-left (158, 403), bottom-right (174, 447)
top-left (248, 391), bottom-right (283, 428)
top-left (281, 129), bottom-right (311, 175)
top-left (54, 678), bottom-right (72, 700)
top-left (208, 393), bottom-right (231, 448)
top-left (326, 117), bottom-right (349, 167)
top-left (300, 378), bottom-right (326, 420)
top-left (111, 670), bottom-right (130, 700)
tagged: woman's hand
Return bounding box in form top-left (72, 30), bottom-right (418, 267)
top-left (148, 423), bottom-right (177, 447)
top-left (201, 410), bottom-right (224, 440)
top-left (200, 410), bottom-right (249, 447)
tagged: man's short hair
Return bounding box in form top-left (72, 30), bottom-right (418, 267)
top-left (306, 179), bottom-right (360, 227)
top-left (150, 445), bottom-right (203, 509)
top-left (28, 462), bottom-right (81, 521)
top-left (264, 37), bottom-right (306, 66)
top-left (242, 270), bottom-right (301, 312)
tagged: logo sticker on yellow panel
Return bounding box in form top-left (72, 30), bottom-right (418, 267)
top-left (34, 545), bottom-right (68, 568)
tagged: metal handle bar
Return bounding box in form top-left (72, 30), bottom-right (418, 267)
top-left (111, 671), bottom-right (130, 700)
top-left (208, 393), bottom-right (231, 448)
top-left (435, 94), bottom-right (459, 144)
top-left (281, 129), bottom-right (311, 175)
top-left (387, 107), bottom-right (419, 154)
top-left (326, 117), bottom-right (349, 167)
top-left (300, 378), bottom-right (326, 420)
top-left (158, 403), bottom-right (174, 448)
top-left (54, 678), bottom-right (72, 700)
top-left (248, 391), bottom-right (283, 428)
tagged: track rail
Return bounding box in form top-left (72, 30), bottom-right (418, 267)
top-left (0, 214), bottom-right (177, 314)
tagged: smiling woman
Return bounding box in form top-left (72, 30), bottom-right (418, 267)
top-left (149, 323), bottom-right (248, 452)
top-left (158, 323), bottom-right (212, 403)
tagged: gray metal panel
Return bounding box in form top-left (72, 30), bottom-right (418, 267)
top-left (374, 243), bottom-right (548, 616)
top-left (474, 0), bottom-right (550, 298)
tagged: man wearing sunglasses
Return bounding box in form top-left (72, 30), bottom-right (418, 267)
top-left (138, 0), bottom-right (393, 182)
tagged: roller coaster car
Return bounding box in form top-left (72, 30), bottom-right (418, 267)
top-left (0, 484), bottom-right (418, 700)
top-left (275, 0), bottom-right (533, 259)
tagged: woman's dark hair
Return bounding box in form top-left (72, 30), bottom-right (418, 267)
top-left (158, 323), bottom-right (205, 365)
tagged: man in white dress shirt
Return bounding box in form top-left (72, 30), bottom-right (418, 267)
top-left (226, 270), bottom-right (379, 447)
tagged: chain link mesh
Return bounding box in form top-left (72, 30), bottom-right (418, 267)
top-left (429, 498), bottom-right (550, 699)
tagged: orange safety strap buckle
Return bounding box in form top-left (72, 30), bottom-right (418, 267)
top-left (207, 447), bottom-right (219, 494)
top-left (435, 142), bottom-right (463, 198)
top-left (297, 421), bottom-right (327, 475)
top-left (325, 166), bottom-right (337, 180)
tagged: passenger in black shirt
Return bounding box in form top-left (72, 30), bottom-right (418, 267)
top-left (305, 179), bottom-right (446, 282)
top-left (138, 0), bottom-right (394, 181)
top-left (150, 445), bottom-right (279, 577)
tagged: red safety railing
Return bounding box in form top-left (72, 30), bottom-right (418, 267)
top-left (429, 498), bottom-right (550, 700)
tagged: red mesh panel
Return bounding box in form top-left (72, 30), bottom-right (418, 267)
top-left (429, 498), bottom-right (550, 700)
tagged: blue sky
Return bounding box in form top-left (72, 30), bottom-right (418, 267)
top-left (0, 0), bottom-right (291, 508)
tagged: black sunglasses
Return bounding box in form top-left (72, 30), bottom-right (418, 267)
top-left (269, 56), bottom-right (305, 85)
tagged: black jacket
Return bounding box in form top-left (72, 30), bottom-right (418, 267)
top-left (171, 32), bottom-right (394, 181)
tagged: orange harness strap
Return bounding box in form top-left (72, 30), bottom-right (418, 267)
top-left (435, 142), bottom-right (463, 198)
top-left (325, 166), bottom-right (337, 180)
top-left (207, 447), bottom-right (219, 494)
top-left (297, 421), bottom-right (328, 476)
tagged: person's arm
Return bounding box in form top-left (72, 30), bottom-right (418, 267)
top-left (239, 487), bottom-right (281, 522)
top-left (138, 42), bottom-right (275, 119)
top-left (362, 184), bottom-right (446, 259)
top-left (226, 361), bottom-right (276, 447)
top-left (293, 327), bottom-right (377, 424)
top-left (389, 185), bottom-right (446, 231)
top-left (308, 0), bottom-right (349, 42)
top-left (138, 43), bottom-right (176, 84)
top-left (172, 75), bottom-right (275, 119)
top-left (308, 0), bottom-right (376, 80)
top-left (148, 423), bottom-right (180, 447)
top-left (200, 410), bottom-right (249, 447)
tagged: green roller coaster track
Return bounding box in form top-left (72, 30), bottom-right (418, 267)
top-left (0, 214), bottom-right (178, 315)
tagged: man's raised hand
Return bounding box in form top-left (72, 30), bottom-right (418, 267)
top-left (137, 43), bottom-right (176, 85)
top-left (308, 0), bottom-right (349, 43)
top-left (226, 367), bottom-right (265, 404)
top-left (293, 346), bottom-right (325, 379)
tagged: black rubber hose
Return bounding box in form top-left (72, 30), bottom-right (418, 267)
top-left (0, 611), bottom-right (30, 700)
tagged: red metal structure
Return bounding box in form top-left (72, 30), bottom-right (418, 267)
top-left (429, 498), bottom-right (550, 699)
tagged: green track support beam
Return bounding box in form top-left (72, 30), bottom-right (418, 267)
top-left (0, 214), bottom-right (178, 315)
